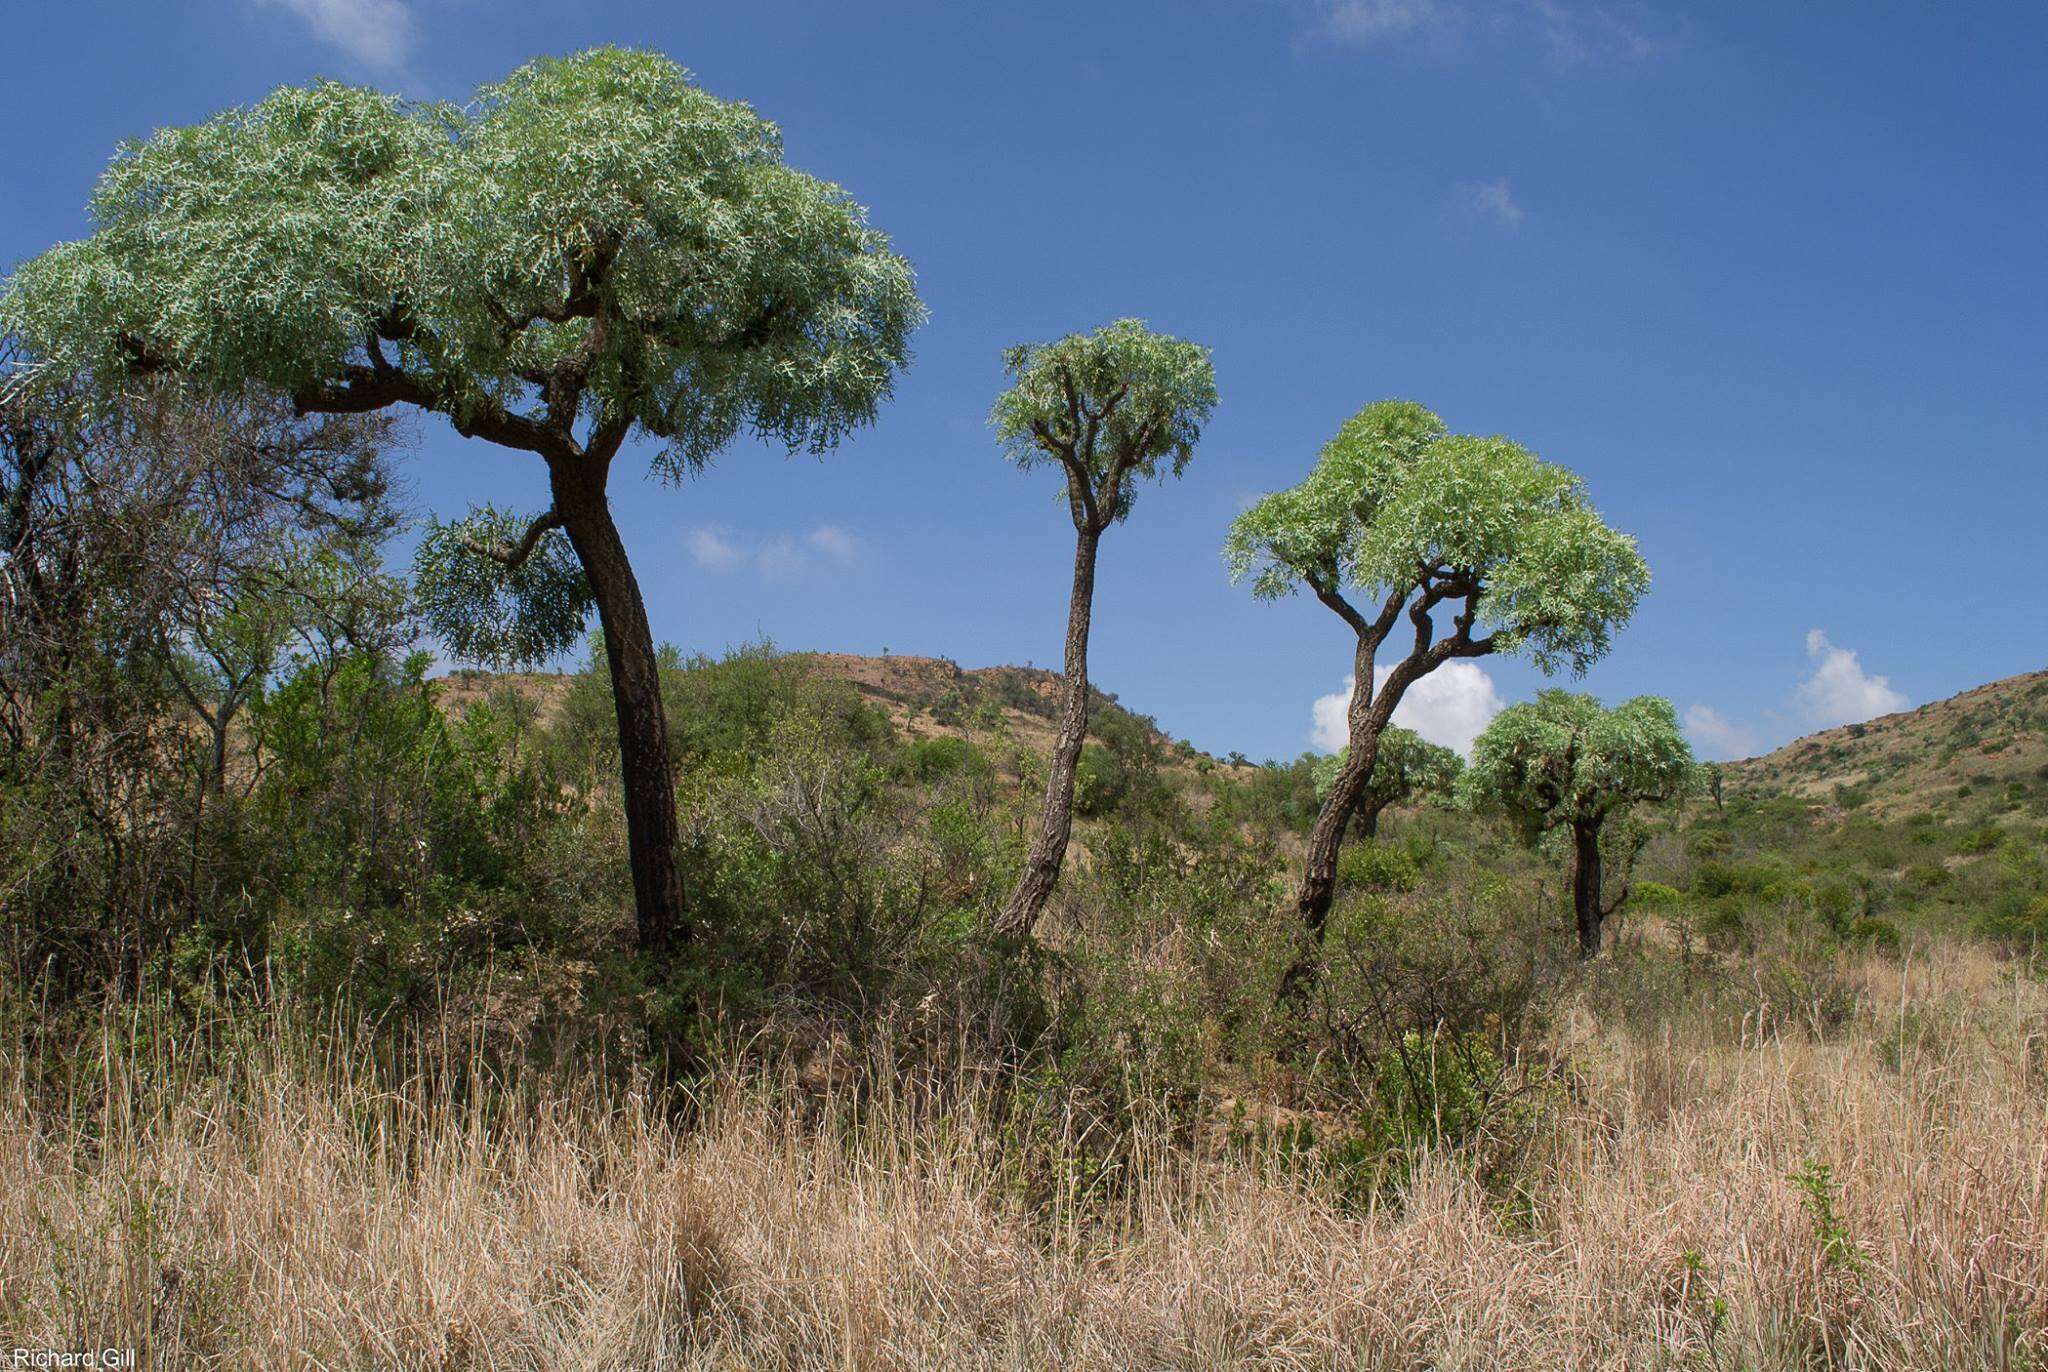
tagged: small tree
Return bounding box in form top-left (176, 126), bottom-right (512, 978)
top-left (1464, 690), bottom-right (1696, 957)
top-left (1310, 726), bottom-right (1462, 838)
top-left (2, 49), bottom-right (923, 956)
top-left (1226, 400), bottom-right (1647, 979)
top-left (989, 319), bottom-right (1215, 938)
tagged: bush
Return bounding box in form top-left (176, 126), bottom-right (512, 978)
top-left (1338, 842), bottom-right (1420, 894)
top-left (903, 735), bottom-right (990, 782)
top-left (1956, 825), bottom-right (2005, 855)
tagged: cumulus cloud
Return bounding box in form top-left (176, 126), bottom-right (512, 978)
top-left (1683, 704), bottom-right (1762, 761)
top-left (258, 0), bottom-right (416, 73)
top-left (1469, 178), bottom-right (1525, 232)
top-left (687, 524), bottom-right (861, 578)
top-left (1312, 661), bottom-right (1505, 757)
top-left (1797, 630), bottom-right (1907, 728)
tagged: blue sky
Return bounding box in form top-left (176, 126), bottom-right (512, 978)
top-left (6, 1), bottom-right (2044, 762)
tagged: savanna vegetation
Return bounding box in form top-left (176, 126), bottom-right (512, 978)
top-left (2, 45), bottom-right (2045, 1372)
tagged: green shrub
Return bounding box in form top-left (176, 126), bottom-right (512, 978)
top-left (903, 735), bottom-right (990, 782)
top-left (1956, 825), bottom-right (2005, 855)
top-left (1338, 842), bottom-right (1420, 894)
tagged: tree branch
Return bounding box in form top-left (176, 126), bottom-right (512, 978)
top-left (461, 509), bottom-right (563, 570)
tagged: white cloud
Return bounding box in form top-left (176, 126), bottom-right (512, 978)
top-left (1797, 629), bottom-right (1907, 728)
top-left (807, 524), bottom-right (859, 561)
top-left (1470, 178), bottom-right (1525, 231)
top-left (1312, 0), bottom-right (1663, 65)
top-left (1323, 0), bottom-right (1445, 43)
top-left (258, 0), bottom-right (416, 73)
top-left (686, 527), bottom-right (744, 571)
top-left (1312, 661), bottom-right (1505, 757)
top-left (1683, 704), bottom-right (1762, 761)
top-left (688, 524), bottom-right (863, 578)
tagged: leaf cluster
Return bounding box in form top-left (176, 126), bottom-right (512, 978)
top-left (1462, 690), bottom-right (1698, 836)
top-left (1225, 400), bottom-right (1648, 674)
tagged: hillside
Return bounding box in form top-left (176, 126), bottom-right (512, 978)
top-left (1725, 668), bottom-right (2048, 816)
top-left (437, 657), bottom-right (2048, 818)
top-left (437, 651), bottom-right (1217, 774)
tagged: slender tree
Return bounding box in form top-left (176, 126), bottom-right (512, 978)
top-left (989, 319), bottom-right (1216, 939)
top-left (1463, 691), bottom-right (1696, 956)
top-left (1, 49), bottom-right (923, 956)
top-left (1225, 400), bottom-right (1648, 984)
top-left (1310, 726), bottom-right (1462, 839)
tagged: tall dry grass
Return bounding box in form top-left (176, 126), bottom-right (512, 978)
top-left (2, 944), bottom-right (2045, 1369)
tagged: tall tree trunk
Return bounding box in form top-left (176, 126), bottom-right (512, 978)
top-left (550, 464), bottom-right (687, 956)
top-left (1572, 818), bottom-right (1604, 958)
top-left (996, 523), bottom-right (1101, 939)
top-left (1279, 675), bottom-right (1385, 1000)
top-left (1293, 673), bottom-right (1382, 943)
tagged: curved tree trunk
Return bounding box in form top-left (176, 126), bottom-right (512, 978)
top-left (1278, 674), bottom-right (1385, 1000)
top-left (550, 463), bottom-right (687, 956)
top-left (1572, 818), bottom-right (1604, 958)
top-left (995, 523), bottom-right (1101, 939)
top-left (1292, 676), bottom-right (1382, 942)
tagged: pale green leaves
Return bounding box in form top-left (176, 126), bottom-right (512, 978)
top-left (1, 48), bottom-right (924, 481)
top-left (1312, 726), bottom-right (1464, 809)
top-left (412, 506), bottom-right (593, 669)
top-left (989, 318), bottom-right (1216, 523)
top-left (1225, 400), bottom-right (1649, 674)
top-left (1463, 690), bottom-right (1696, 834)
top-left (4, 81), bottom-right (444, 399)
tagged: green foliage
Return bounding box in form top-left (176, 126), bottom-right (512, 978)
top-left (1464, 691), bottom-right (1698, 836)
top-left (1312, 726), bottom-right (1463, 818)
top-left (903, 735), bottom-right (991, 783)
top-left (3, 48), bottom-right (923, 479)
top-left (989, 318), bottom-right (1216, 523)
top-left (1224, 400), bottom-right (1648, 675)
top-left (412, 505), bottom-right (593, 668)
top-left (1788, 1158), bottom-right (1865, 1273)
top-left (1337, 843), bottom-right (1420, 894)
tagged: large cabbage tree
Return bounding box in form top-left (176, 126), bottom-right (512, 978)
top-left (2, 49), bottom-right (923, 956)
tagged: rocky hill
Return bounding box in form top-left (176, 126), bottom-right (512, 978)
top-left (1725, 669), bottom-right (2048, 816)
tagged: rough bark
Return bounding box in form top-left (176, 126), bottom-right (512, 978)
top-left (549, 460), bottom-right (687, 956)
top-left (996, 522), bottom-right (1101, 939)
top-left (1276, 657), bottom-right (1386, 1000)
top-left (1572, 818), bottom-right (1604, 958)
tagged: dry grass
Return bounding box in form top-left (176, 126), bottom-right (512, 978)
top-left (3, 945), bottom-right (2045, 1369)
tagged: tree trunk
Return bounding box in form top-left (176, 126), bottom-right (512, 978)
top-left (550, 463), bottom-right (687, 956)
top-left (995, 522), bottom-right (1101, 939)
top-left (1293, 679), bottom-right (1382, 944)
top-left (1572, 818), bottom-right (1604, 958)
top-left (1356, 798), bottom-right (1385, 840)
top-left (1278, 684), bottom-right (1385, 1000)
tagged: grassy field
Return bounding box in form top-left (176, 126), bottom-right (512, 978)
top-left (5, 940), bottom-right (2043, 1370)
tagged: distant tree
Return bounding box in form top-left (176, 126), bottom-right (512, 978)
top-left (1310, 726), bottom-right (1462, 838)
top-left (1226, 401), bottom-right (1648, 988)
top-left (989, 319), bottom-right (1215, 938)
top-left (1463, 691), bottom-right (1696, 957)
top-left (1, 49), bottom-right (923, 956)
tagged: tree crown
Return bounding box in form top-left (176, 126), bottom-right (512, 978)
top-left (1224, 400), bottom-right (1648, 674)
top-left (990, 318), bottom-right (1215, 527)
top-left (1, 47), bottom-right (923, 479)
top-left (1311, 726), bottom-right (1463, 808)
top-left (1462, 690), bottom-right (1696, 834)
